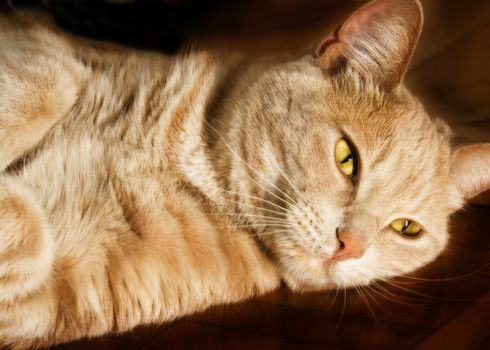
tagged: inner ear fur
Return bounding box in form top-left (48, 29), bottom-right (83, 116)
top-left (451, 144), bottom-right (490, 200)
top-left (315, 0), bottom-right (423, 90)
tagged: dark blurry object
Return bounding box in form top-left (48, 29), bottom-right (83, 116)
top-left (5, 0), bottom-right (230, 52)
top-left (4, 0), bottom-right (365, 54)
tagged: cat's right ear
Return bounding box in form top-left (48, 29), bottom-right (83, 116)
top-left (314, 0), bottom-right (423, 90)
top-left (451, 144), bottom-right (490, 201)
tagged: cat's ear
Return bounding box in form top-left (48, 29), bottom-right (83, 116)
top-left (315, 0), bottom-right (423, 90)
top-left (451, 144), bottom-right (490, 200)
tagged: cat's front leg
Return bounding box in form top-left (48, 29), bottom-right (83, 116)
top-left (0, 11), bottom-right (83, 172)
top-left (0, 177), bottom-right (58, 349)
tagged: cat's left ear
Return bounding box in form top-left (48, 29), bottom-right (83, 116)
top-left (451, 144), bottom-right (490, 200)
top-left (315, 0), bottom-right (423, 90)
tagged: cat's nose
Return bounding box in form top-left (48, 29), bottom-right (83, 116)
top-left (331, 230), bottom-right (365, 261)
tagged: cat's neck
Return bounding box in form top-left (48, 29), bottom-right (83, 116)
top-left (175, 52), bottom-right (269, 212)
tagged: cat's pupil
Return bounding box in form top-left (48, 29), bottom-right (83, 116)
top-left (401, 220), bottom-right (411, 232)
top-left (340, 154), bottom-right (353, 164)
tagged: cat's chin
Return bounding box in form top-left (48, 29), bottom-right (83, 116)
top-left (281, 270), bottom-right (337, 292)
top-left (278, 257), bottom-right (341, 292)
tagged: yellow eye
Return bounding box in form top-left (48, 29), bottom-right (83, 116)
top-left (335, 138), bottom-right (357, 176)
top-left (390, 218), bottom-right (422, 237)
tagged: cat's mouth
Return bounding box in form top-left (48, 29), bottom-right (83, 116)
top-left (257, 225), bottom-right (345, 289)
top-left (277, 244), bottom-right (343, 290)
top-left (306, 254), bottom-right (337, 271)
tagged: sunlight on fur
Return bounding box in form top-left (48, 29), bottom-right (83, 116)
top-left (0, 0), bottom-right (489, 348)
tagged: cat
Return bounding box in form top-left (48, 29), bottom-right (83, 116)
top-left (0, 0), bottom-right (489, 348)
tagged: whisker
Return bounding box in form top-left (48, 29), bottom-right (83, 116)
top-left (204, 121), bottom-right (302, 211)
top-left (266, 229), bottom-right (295, 235)
top-left (356, 285), bottom-right (379, 328)
top-left (335, 284), bottom-right (347, 330)
top-left (219, 197), bottom-right (292, 218)
top-left (213, 224), bottom-right (291, 229)
top-left (368, 281), bottom-right (413, 305)
top-left (378, 278), bottom-right (482, 303)
top-left (325, 285), bottom-right (340, 313)
top-left (262, 147), bottom-right (310, 206)
top-left (217, 187), bottom-right (297, 216)
top-left (377, 263), bottom-right (490, 283)
top-left (205, 212), bottom-right (295, 223)
top-left (362, 285), bottom-right (415, 322)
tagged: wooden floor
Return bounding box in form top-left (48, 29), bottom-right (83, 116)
top-left (11, 0), bottom-right (490, 349)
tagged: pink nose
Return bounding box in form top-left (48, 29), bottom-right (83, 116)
top-left (332, 232), bottom-right (365, 261)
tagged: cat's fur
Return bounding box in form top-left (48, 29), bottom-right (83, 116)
top-left (0, 0), bottom-right (489, 348)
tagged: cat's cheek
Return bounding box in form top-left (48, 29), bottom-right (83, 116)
top-left (370, 232), bottom-right (449, 279)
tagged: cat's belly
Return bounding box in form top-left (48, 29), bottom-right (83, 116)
top-left (7, 131), bottom-right (279, 333)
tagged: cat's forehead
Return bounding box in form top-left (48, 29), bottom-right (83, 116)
top-left (286, 67), bottom-right (438, 145)
top-left (343, 104), bottom-right (433, 150)
top-left (323, 85), bottom-right (446, 154)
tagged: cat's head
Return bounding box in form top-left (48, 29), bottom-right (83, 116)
top-left (228, 0), bottom-right (490, 290)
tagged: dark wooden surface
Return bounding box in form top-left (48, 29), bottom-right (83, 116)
top-left (11, 0), bottom-right (490, 348)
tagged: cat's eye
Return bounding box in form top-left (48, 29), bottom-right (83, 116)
top-left (335, 138), bottom-right (357, 177)
top-left (390, 218), bottom-right (422, 237)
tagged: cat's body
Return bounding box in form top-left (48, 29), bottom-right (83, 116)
top-left (1, 1), bottom-right (490, 348)
top-left (0, 13), bottom-right (281, 348)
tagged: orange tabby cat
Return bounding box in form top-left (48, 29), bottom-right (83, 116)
top-left (0, 0), bottom-right (489, 348)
